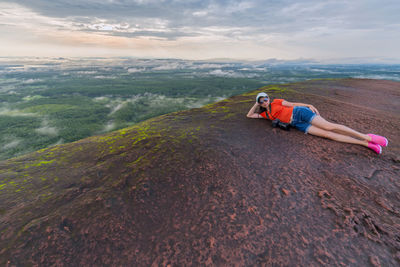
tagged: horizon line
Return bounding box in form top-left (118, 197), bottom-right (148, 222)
top-left (1, 56), bottom-right (400, 65)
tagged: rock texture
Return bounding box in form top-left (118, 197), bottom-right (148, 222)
top-left (0, 79), bottom-right (399, 266)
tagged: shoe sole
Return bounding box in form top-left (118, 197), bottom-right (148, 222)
top-left (383, 137), bottom-right (388, 147)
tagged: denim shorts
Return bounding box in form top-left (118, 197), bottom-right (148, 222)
top-left (290, 106), bottom-right (317, 133)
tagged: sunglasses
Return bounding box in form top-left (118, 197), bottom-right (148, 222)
top-left (259, 97), bottom-right (269, 103)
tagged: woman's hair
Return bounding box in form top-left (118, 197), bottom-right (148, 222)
top-left (257, 106), bottom-right (267, 114)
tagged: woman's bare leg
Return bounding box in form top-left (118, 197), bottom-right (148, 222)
top-left (307, 125), bottom-right (369, 146)
top-left (311, 115), bottom-right (372, 141)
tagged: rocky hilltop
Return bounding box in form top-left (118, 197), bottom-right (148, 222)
top-left (1, 79), bottom-right (399, 266)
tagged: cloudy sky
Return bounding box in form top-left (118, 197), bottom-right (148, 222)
top-left (1, 0), bottom-right (399, 62)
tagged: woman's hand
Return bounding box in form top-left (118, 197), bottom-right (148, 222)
top-left (308, 105), bottom-right (320, 115)
top-left (247, 102), bottom-right (262, 118)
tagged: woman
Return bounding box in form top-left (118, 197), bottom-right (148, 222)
top-left (246, 92), bottom-right (388, 154)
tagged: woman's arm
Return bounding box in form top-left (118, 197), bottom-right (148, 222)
top-left (246, 102), bottom-right (263, 119)
top-left (282, 100), bottom-right (320, 115)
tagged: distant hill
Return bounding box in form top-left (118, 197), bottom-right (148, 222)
top-left (1, 79), bottom-right (399, 266)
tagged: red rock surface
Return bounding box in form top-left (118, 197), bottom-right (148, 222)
top-left (0, 79), bottom-right (399, 266)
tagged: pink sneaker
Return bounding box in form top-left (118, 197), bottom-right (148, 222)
top-left (368, 142), bottom-right (382, 154)
top-left (367, 134), bottom-right (388, 147)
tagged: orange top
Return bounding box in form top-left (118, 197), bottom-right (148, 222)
top-left (260, 99), bottom-right (293, 123)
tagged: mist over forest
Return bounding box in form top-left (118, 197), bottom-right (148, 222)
top-left (1, 57), bottom-right (400, 160)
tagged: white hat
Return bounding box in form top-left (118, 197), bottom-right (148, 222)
top-left (256, 92), bottom-right (269, 103)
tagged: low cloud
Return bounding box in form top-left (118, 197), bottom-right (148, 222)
top-left (35, 118), bottom-right (58, 136)
top-left (35, 126), bottom-right (58, 136)
top-left (102, 93), bottom-right (228, 123)
top-left (108, 102), bottom-right (125, 115)
top-left (209, 69), bottom-right (235, 77)
top-left (23, 95), bottom-right (46, 101)
top-left (22, 78), bottom-right (43, 84)
top-left (127, 67), bottom-right (145, 73)
top-left (189, 63), bottom-right (232, 69)
top-left (353, 74), bottom-right (400, 82)
top-left (76, 70), bottom-right (97, 74)
top-left (93, 96), bottom-right (110, 102)
top-left (184, 96), bottom-right (226, 109)
top-left (102, 121), bottom-right (116, 132)
top-left (152, 62), bottom-right (186, 70)
top-left (0, 107), bottom-right (38, 117)
top-left (207, 69), bottom-right (257, 78)
top-left (94, 75), bottom-right (117, 79)
top-left (1, 138), bottom-right (21, 150)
